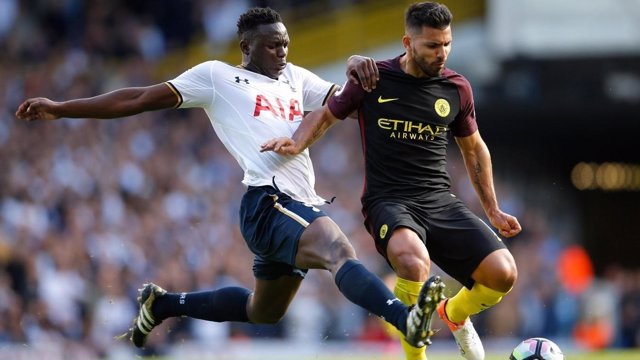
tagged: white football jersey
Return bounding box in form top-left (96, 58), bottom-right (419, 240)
top-left (167, 61), bottom-right (336, 205)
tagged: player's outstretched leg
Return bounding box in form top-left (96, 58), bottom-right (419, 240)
top-left (405, 275), bottom-right (446, 348)
top-left (436, 297), bottom-right (485, 360)
top-left (129, 283), bottom-right (167, 348)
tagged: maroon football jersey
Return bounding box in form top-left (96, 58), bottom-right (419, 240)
top-left (328, 55), bottom-right (477, 209)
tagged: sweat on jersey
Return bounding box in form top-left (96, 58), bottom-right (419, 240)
top-left (166, 60), bottom-right (337, 206)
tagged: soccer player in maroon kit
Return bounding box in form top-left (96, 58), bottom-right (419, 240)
top-left (262, 2), bottom-right (521, 360)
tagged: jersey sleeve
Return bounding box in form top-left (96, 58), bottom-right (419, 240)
top-left (449, 74), bottom-right (478, 137)
top-left (327, 80), bottom-right (365, 120)
top-left (296, 65), bottom-right (337, 111)
top-left (166, 61), bottom-right (216, 109)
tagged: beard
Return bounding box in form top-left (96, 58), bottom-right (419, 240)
top-left (411, 47), bottom-right (444, 77)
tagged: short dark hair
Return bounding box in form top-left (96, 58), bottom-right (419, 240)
top-left (405, 2), bottom-right (452, 32)
top-left (237, 7), bottom-right (282, 39)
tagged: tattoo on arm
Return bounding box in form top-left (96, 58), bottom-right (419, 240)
top-left (472, 162), bottom-right (489, 203)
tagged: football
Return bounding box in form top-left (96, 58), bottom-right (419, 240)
top-left (509, 337), bottom-right (564, 360)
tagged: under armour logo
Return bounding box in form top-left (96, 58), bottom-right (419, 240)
top-left (235, 76), bottom-right (249, 84)
top-left (386, 298), bottom-right (400, 306)
top-left (282, 79), bottom-right (296, 92)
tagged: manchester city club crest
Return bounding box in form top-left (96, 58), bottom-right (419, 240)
top-left (434, 98), bottom-right (450, 117)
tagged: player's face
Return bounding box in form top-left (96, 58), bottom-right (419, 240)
top-left (246, 23), bottom-right (289, 79)
top-left (404, 25), bottom-right (452, 77)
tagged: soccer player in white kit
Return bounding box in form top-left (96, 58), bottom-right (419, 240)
top-left (16, 7), bottom-right (438, 351)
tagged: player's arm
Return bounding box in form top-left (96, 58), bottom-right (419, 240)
top-left (346, 55), bottom-right (379, 92)
top-left (261, 68), bottom-right (364, 155)
top-left (455, 131), bottom-right (522, 238)
top-left (15, 83), bottom-right (179, 121)
top-left (260, 105), bottom-right (340, 155)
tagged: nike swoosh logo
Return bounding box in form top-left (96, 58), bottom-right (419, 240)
top-left (378, 96), bottom-right (399, 103)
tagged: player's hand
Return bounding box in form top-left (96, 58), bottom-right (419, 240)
top-left (15, 98), bottom-right (61, 121)
top-left (260, 137), bottom-right (301, 156)
top-left (346, 55), bottom-right (379, 92)
top-left (488, 210), bottom-right (522, 238)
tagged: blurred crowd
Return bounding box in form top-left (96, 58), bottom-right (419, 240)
top-left (1, 1), bottom-right (640, 358)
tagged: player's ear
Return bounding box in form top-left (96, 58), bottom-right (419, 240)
top-left (402, 34), bottom-right (412, 52)
top-left (240, 39), bottom-right (250, 56)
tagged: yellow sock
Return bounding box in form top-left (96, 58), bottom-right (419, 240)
top-left (391, 277), bottom-right (427, 360)
top-left (380, 277), bottom-right (421, 337)
top-left (446, 283), bottom-right (510, 324)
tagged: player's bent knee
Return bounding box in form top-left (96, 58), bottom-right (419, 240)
top-left (335, 237), bottom-right (357, 259)
top-left (392, 253), bottom-right (430, 280)
top-left (324, 235), bottom-right (357, 264)
top-left (475, 249), bottom-right (518, 292)
top-left (486, 258), bottom-right (517, 292)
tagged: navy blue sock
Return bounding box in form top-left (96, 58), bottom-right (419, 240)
top-left (335, 259), bottom-right (408, 334)
top-left (152, 287), bottom-right (251, 323)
